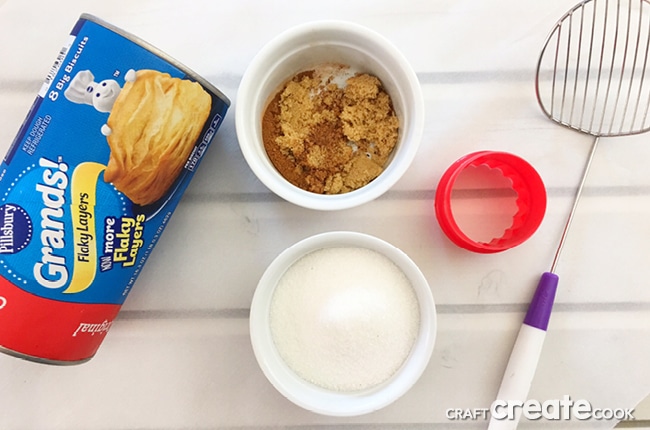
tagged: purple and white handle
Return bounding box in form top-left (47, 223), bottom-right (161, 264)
top-left (487, 272), bottom-right (559, 430)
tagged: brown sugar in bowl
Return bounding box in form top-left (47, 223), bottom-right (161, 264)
top-left (261, 66), bottom-right (400, 195)
top-left (236, 21), bottom-right (425, 211)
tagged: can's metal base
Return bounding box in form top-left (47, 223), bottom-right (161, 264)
top-left (0, 345), bottom-right (92, 366)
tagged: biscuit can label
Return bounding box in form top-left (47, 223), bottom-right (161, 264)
top-left (0, 14), bottom-right (230, 364)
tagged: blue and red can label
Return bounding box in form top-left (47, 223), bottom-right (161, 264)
top-left (0, 14), bottom-right (229, 363)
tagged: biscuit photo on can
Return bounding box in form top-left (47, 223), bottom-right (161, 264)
top-left (99, 69), bottom-right (212, 206)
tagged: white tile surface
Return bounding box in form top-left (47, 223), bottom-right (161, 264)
top-left (0, 0), bottom-right (649, 429)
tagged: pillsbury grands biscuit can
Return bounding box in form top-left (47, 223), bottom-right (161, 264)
top-left (0, 14), bottom-right (230, 364)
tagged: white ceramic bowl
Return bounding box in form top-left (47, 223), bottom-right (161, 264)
top-left (249, 231), bottom-right (436, 416)
top-left (235, 21), bottom-right (425, 210)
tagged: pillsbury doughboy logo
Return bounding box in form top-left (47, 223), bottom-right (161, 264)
top-left (64, 68), bottom-right (136, 113)
top-left (0, 204), bottom-right (33, 254)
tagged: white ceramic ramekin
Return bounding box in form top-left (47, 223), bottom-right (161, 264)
top-left (235, 21), bottom-right (424, 210)
top-left (249, 231), bottom-right (436, 416)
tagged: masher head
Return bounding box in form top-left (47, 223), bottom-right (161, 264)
top-left (536, 0), bottom-right (650, 137)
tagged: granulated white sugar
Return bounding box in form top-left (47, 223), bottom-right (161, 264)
top-left (269, 246), bottom-right (420, 392)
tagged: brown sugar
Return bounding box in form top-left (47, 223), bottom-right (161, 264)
top-left (261, 65), bottom-right (399, 194)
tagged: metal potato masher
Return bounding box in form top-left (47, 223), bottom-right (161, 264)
top-left (489, 0), bottom-right (650, 428)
